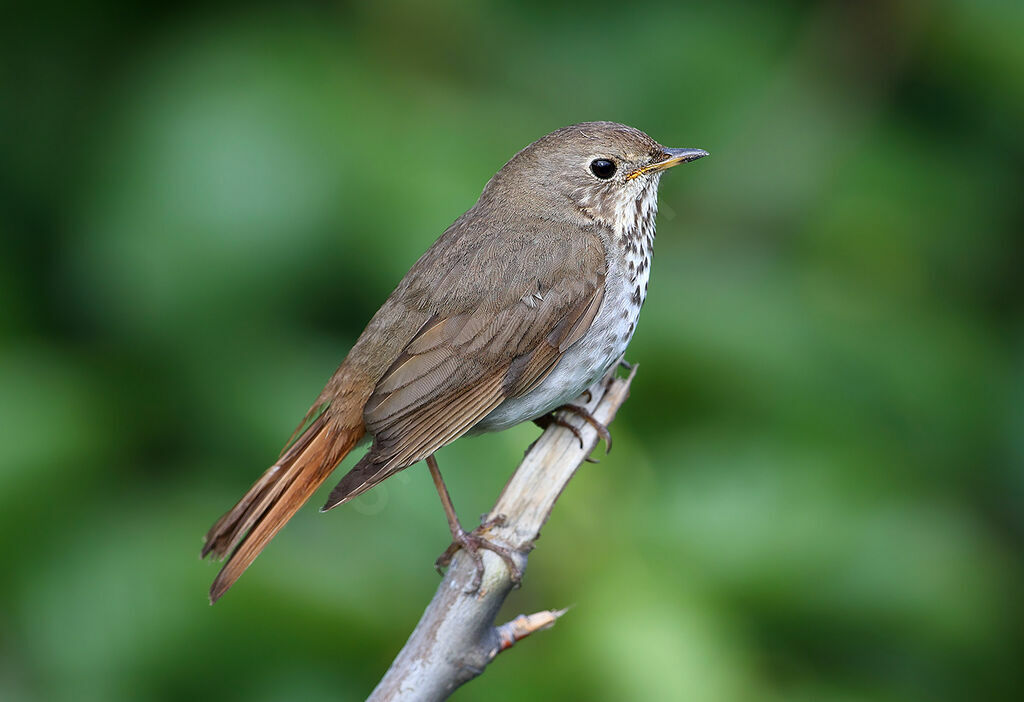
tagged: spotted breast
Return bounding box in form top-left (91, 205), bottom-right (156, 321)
top-left (475, 175), bottom-right (660, 432)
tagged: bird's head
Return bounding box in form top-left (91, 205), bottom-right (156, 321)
top-left (483, 121), bottom-right (707, 231)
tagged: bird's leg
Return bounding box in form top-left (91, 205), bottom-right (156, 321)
top-left (427, 455), bottom-right (522, 592)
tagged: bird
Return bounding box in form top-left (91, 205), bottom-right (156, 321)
top-left (201, 121), bottom-right (707, 602)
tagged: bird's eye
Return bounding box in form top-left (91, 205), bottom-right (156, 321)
top-left (590, 159), bottom-right (617, 179)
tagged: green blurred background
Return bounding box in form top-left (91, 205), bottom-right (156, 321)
top-left (3, 1), bottom-right (1023, 700)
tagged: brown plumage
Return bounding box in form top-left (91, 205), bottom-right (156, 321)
top-left (202, 122), bottom-right (707, 602)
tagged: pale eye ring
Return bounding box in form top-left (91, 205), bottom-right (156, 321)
top-left (590, 159), bottom-right (617, 179)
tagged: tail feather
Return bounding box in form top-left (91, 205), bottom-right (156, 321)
top-left (203, 413), bottom-right (364, 603)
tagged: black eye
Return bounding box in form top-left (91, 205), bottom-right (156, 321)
top-left (590, 159), bottom-right (617, 179)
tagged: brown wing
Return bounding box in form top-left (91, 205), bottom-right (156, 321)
top-left (321, 232), bottom-right (606, 509)
top-left (366, 280), bottom-right (605, 467)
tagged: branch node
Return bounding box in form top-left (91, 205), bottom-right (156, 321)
top-left (491, 608), bottom-right (570, 657)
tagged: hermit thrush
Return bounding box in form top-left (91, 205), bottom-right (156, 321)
top-left (202, 122), bottom-right (707, 601)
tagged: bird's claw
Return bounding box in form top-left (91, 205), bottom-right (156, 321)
top-left (554, 404), bottom-right (612, 454)
top-left (534, 413), bottom-right (586, 449)
top-left (435, 514), bottom-right (521, 593)
top-left (534, 404), bottom-right (612, 455)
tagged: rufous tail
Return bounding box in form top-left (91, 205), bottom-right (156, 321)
top-left (202, 410), bottom-right (364, 603)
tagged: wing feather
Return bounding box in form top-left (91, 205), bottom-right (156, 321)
top-left (324, 227), bottom-right (609, 509)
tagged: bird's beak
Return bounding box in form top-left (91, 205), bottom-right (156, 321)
top-left (626, 147), bottom-right (708, 179)
top-left (660, 147), bottom-right (709, 167)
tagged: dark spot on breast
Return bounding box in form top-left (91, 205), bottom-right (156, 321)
top-left (632, 286), bottom-right (642, 306)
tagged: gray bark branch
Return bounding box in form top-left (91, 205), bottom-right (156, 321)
top-left (366, 366), bottom-right (637, 701)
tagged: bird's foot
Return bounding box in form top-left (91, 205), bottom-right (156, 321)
top-left (435, 514), bottom-right (522, 593)
top-left (554, 403), bottom-right (612, 454)
top-left (533, 413), bottom-right (586, 448)
top-left (532, 404), bottom-right (610, 461)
